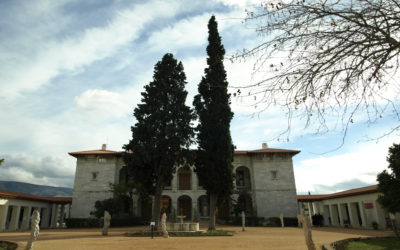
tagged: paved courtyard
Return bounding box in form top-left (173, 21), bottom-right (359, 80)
top-left (0, 225), bottom-right (396, 250)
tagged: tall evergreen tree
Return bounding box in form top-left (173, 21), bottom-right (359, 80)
top-left (377, 143), bottom-right (400, 216)
top-left (123, 53), bottom-right (195, 229)
top-left (193, 15), bottom-right (236, 230)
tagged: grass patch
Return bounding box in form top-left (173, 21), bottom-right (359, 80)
top-left (0, 241), bottom-right (18, 250)
top-left (124, 229), bottom-right (236, 237)
top-left (348, 237), bottom-right (400, 250)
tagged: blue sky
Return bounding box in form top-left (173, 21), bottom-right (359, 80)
top-left (0, 0), bottom-right (398, 194)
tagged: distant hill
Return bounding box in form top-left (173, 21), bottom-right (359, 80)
top-left (0, 180), bottom-right (73, 197)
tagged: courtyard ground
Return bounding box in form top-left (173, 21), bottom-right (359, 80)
top-left (0, 225), bottom-right (395, 250)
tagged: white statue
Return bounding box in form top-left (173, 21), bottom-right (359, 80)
top-left (297, 213), bottom-right (302, 227)
top-left (280, 213), bottom-right (284, 227)
top-left (162, 213), bottom-right (169, 238)
top-left (242, 211), bottom-right (245, 231)
top-left (25, 210), bottom-right (40, 250)
top-left (102, 211), bottom-right (111, 235)
top-left (297, 209), bottom-right (316, 250)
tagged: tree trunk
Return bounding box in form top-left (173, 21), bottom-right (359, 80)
top-left (152, 175), bottom-right (164, 230)
top-left (208, 193), bottom-right (218, 230)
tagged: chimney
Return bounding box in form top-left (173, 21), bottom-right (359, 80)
top-left (102, 144), bottom-right (107, 150)
top-left (262, 143), bottom-right (268, 149)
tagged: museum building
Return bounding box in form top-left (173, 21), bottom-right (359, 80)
top-left (68, 143), bottom-right (301, 221)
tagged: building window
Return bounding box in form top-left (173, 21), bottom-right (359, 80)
top-left (275, 157), bottom-right (282, 160)
top-left (92, 172), bottom-right (98, 180)
top-left (86, 155), bottom-right (95, 162)
top-left (236, 171), bottom-right (245, 186)
top-left (271, 171), bottom-right (277, 179)
top-left (263, 157), bottom-right (270, 161)
top-left (98, 158), bottom-right (106, 163)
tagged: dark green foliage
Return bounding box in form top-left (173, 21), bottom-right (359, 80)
top-left (89, 198), bottom-right (120, 219)
top-left (122, 53), bottom-right (195, 229)
top-left (65, 218), bottom-right (103, 228)
top-left (377, 143), bottom-right (400, 215)
top-left (65, 217), bottom-right (141, 228)
top-left (108, 180), bottom-right (151, 215)
top-left (193, 15), bottom-right (235, 230)
top-left (0, 241), bottom-right (18, 250)
top-left (0, 159), bottom-right (4, 166)
top-left (218, 216), bottom-right (299, 227)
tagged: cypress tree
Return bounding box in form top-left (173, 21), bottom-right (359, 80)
top-left (193, 15), bottom-right (235, 230)
top-left (123, 53), bottom-right (195, 229)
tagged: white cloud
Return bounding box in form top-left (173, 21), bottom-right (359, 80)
top-left (0, 153), bottom-right (75, 187)
top-left (294, 139), bottom-right (394, 194)
top-left (0, 0), bottom-right (180, 99)
top-left (74, 89), bottom-right (133, 122)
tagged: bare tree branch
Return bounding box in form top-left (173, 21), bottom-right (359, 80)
top-left (226, 0), bottom-right (400, 152)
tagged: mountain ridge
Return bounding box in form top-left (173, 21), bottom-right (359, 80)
top-left (0, 180), bottom-right (73, 197)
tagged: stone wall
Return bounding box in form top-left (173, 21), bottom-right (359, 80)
top-left (252, 153), bottom-right (298, 217)
top-left (71, 155), bottom-right (118, 218)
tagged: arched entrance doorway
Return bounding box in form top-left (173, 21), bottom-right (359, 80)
top-left (178, 195), bottom-right (192, 220)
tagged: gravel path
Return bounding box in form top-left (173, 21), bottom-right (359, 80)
top-left (0, 225), bottom-right (395, 250)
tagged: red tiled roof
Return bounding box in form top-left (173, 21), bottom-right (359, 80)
top-left (297, 185), bottom-right (378, 201)
top-left (68, 149), bottom-right (123, 157)
top-left (0, 190), bottom-right (72, 204)
top-left (69, 148), bottom-right (301, 157)
top-left (247, 148), bottom-right (301, 155)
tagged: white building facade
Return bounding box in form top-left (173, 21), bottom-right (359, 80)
top-left (297, 185), bottom-right (400, 230)
top-left (69, 143), bottom-right (301, 220)
top-left (0, 190), bottom-right (72, 231)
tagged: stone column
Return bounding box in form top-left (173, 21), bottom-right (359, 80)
top-left (191, 172), bottom-right (197, 191)
top-left (0, 205), bottom-right (9, 231)
top-left (59, 205), bottom-right (65, 228)
top-left (328, 204), bottom-right (334, 226)
top-left (41, 207), bottom-right (51, 228)
top-left (373, 200), bottom-right (386, 230)
top-left (337, 204), bottom-right (347, 226)
top-left (172, 173), bottom-right (178, 191)
top-left (357, 202), bottom-right (367, 228)
top-left (191, 201), bottom-right (197, 221)
top-left (307, 202), bottom-right (313, 220)
top-left (298, 202), bottom-right (303, 214)
top-left (50, 204), bottom-right (57, 228)
top-left (9, 205), bottom-right (21, 230)
top-left (172, 201), bottom-right (178, 220)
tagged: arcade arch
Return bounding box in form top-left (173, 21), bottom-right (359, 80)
top-left (178, 195), bottom-right (192, 220)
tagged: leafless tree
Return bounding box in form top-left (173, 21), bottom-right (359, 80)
top-left (228, 0), bottom-right (400, 152)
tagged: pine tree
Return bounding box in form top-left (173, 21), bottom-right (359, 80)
top-left (122, 53), bottom-right (195, 229)
top-left (193, 15), bottom-right (235, 230)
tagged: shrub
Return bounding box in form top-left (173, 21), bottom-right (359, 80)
top-left (65, 216), bottom-right (140, 228)
top-left (218, 216), bottom-right (298, 227)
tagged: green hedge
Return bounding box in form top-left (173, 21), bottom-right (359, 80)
top-left (218, 216), bottom-right (298, 227)
top-left (65, 217), bottom-right (141, 228)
